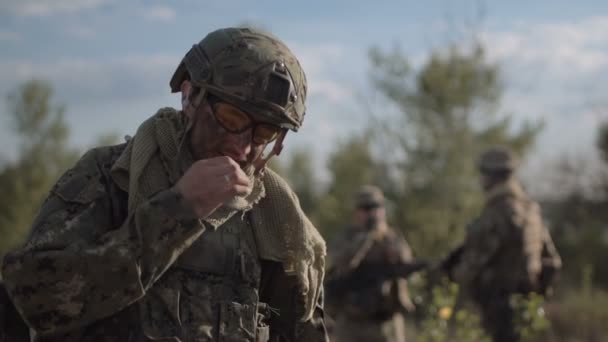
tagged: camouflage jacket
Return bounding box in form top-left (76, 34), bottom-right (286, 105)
top-left (326, 224), bottom-right (414, 321)
top-left (1, 143), bottom-right (328, 342)
top-left (453, 180), bottom-right (561, 298)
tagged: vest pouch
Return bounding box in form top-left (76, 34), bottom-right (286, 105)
top-left (218, 301), bottom-right (258, 342)
top-left (255, 325), bottom-right (269, 342)
top-left (175, 224), bottom-right (239, 276)
top-left (139, 284), bottom-right (182, 342)
top-left (254, 303), bottom-right (273, 342)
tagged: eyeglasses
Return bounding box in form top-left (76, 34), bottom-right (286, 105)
top-left (210, 100), bottom-right (283, 145)
top-left (357, 204), bottom-right (381, 211)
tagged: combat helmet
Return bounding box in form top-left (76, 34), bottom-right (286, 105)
top-left (477, 146), bottom-right (519, 173)
top-left (355, 185), bottom-right (385, 208)
top-left (170, 27), bottom-right (307, 131)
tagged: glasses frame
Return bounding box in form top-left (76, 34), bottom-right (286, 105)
top-left (208, 97), bottom-right (284, 145)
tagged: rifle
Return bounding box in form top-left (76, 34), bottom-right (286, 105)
top-left (438, 245), bottom-right (464, 280)
top-left (326, 259), bottom-right (429, 296)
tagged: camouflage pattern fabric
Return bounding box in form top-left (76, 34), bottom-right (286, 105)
top-left (451, 179), bottom-right (561, 342)
top-left (1, 108), bottom-right (328, 341)
top-left (327, 225), bottom-right (413, 342)
top-left (170, 27), bottom-right (308, 131)
top-left (110, 107), bottom-right (325, 322)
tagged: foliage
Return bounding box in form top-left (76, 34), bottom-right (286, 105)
top-left (598, 122), bottom-right (608, 164)
top-left (543, 192), bottom-right (608, 288)
top-left (0, 80), bottom-right (79, 260)
top-left (314, 134), bottom-right (381, 238)
top-left (411, 274), bottom-right (489, 342)
top-left (545, 285), bottom-right (608, 341)
top-left (364, 44), bottom-right (542, 257)
top-left (280, 148), bottom-right (320, 218)
top-left (511, 293), bottom-right (550, 341)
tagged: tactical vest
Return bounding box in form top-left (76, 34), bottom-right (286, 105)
top-left (141, 213), bottom-right (272, 342)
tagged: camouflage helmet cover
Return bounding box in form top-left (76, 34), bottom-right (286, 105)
top-left (170, 27), bottom-right (307, 131)
top-left (477, 146), bottom-right (519, 173)
top-left (355, 185), bottom-right (385, 208)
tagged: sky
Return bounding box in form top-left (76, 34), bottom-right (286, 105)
top-left (1, 0), bottom-right (608, 191)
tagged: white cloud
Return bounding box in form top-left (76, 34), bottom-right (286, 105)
top-left (0, 55), bottom-right (180, 158)
top-left (0, 0), bottom-right (111, 17)
top-left (290, 43), bottom-right (344, 73)
top-left (289, 42), bottom-right (356, 103)
top-left (483, 16), bottom-right (608, 75)
top-left (142, 6), bottom-right (176, 22)
top-left (0, 31), bottom-right (21, 42)
top-left (310, 80), bottom-right (353, 102)
top-left (471, 16), bottom-right (608, 183)
top-left (473, 16), bottom-right (608, 128)
top-left (0, 55), bottom-right (177, 110)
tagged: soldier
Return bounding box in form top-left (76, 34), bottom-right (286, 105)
top-left (326, 185), bottom-right (421, 342)
top-left (1, 27), bottom-right (328, 341)
top-left (442, 146), bottom-right (562, 342)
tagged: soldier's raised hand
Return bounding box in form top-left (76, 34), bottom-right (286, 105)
top-left (174, 156), bottom-right (251, 218)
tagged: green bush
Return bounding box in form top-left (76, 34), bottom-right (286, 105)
top-left (511, 292), bottom-right (550, 341)
top-left (546, 287), bottom-right (608, 342)
top-left (411, 275), bottom-right (489, 342)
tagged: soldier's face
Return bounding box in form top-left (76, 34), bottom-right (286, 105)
top-left (480, 173), bottom-right (492, 191)
top-left (181, 82), bottom-right (266, 168)
top-left (480, 172), bottom-right (504, 192)
top-left (355, 205), bottom-right (386, 229)
top-left (189, 102), bottom-right (266, 168)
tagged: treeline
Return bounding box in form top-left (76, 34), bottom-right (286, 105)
top-left (1, 42), bottom-right (608, 340)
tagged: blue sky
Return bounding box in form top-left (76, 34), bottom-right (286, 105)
top-left (1, 0), bottom-right (608, 192)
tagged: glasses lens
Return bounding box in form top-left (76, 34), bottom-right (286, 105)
top-left (213, 103), bottom-right (252, 133)
top-left (253, 124), bottom-right (281, 145)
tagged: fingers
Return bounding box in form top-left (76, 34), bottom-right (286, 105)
top-left (219, 159), bottom-right (250, 186)
top-left (229, 183), bottom-right (252, 197)
top-left (185, 156), bottom-right (252, 198)
top-left (174, 156), bottom-right (256, 218)
top-left (220, 161), bottom-right (251, 197)
top-left (193, 156), bottom-right (251, 187)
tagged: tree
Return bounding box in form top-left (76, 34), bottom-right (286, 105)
top-left (539, 122), bottom-right (608, 289)
top-left (314, 133), bottom-right (388, 240)
top-left (368, 44), bottom-right (542, 257)
top-left (598, 122), bottom-right (608, 164)
top-left (269, 148), bottom-right (321, 219)
top-left (0, 80), bottom-right (79, 259)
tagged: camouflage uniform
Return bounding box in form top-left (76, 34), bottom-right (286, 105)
top-left (327, 186), bottom-right (414, 342)
top-left (1, 28), bottom-right (328, 342)
top-left (450, 147), bottom-right (562, 342)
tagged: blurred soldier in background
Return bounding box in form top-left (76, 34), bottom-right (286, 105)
top-left (1, 27), bottom-right (328, 341)
top-left (326, 185), bottom-right (426, 342)
top-left (441, 146), bottom-right (562, 342)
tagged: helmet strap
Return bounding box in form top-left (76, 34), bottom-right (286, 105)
top-left (190, 86), bottom-right (207, 110)
top-left (178, 87), bottom-right (207, 152)
top-left (253, 130), bottom-right (287, 175)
